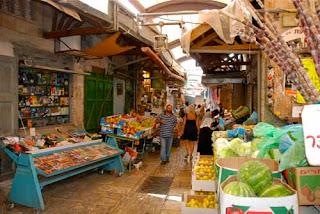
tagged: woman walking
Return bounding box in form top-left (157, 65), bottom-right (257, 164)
top-left (181, 105), bottom-right (199, 160)
top-left (197, 118), bottom-right (214, 155)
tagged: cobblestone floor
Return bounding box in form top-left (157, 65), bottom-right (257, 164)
top-left (0, 142), bottom-right (193, 214)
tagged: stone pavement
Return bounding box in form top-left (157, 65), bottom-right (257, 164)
top-left (0, 142), bottom-right (193, 214)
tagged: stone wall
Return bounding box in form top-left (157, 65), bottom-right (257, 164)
top-left (0, 5), bottom-right (90, 134)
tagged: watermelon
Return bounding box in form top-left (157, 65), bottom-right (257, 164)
top-left (237, 161), bottom-right (273, 195)
top-left (223, 181), bottom-right (256, 197)
top-left (259, 184), bottom-right (293, 197)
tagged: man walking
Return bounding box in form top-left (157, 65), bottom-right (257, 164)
top-left (157, 104), bottom-right (180, 165)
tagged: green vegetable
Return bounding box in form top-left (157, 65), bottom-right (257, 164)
top-left (259, 184), bottom-right (292, 197)
top-left (237, 161), bottom-right (273, 195)
top-left (229, 138), bottom-right (252, 157)
top-left (223, 181), bottom-right (256, 197)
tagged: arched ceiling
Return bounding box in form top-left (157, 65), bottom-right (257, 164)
top-left (146, 0), bottom-right (227, 13)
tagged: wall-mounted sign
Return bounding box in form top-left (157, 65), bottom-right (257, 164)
top-left (297, 59), bottom-right (320, 103)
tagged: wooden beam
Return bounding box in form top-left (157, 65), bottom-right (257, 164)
top-left (128, 0), bottom-right (146, 12)
top-left (57, 14), bottom-right (67, 30)
top-left (203, 71), bottom-right (246, 77)
top-left (168, 39), bottom-right (181, 49)
top-left (192, 43), bottom-right (258, 51)
top-left (43, 27), bottom-right (112, 39)
top-left (212, 38), bottom-right (226, 45)
top-left (177, 55), bottom-right (192, 62)
top-left (190, 24), bottom-right (212, 43)
top-left (63, 17), bottom-right (74, 30)
top-left (199, 61), bottom-right (251, 67)
top-left (192, 32), bottom-right (217, 48)
top-left (52, 10), bottom-right (58, 31)
top-left (70, 21), bottom-right (83, 29)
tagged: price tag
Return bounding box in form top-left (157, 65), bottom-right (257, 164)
top-left (30, 128), bottom-right (36, 137)
top-left (302, 104), bottom-right (320, 166)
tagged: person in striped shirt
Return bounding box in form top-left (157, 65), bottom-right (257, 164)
top-left (157, 104), bottom-right (181, 165)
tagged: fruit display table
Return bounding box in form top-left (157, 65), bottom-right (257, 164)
top-left (102, 133), bottom-right (153, 172)
top-left (0, 139), bottom-right (124, 210)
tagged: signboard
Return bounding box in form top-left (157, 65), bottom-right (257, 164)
top-left (281, 27), bottom-right (304, 42)
top-left (302, 104), bottom-right (320, 166)
top-left (297, 59), bottom-right (320, 103)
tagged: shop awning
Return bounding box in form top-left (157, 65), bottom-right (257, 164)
top-left (82, 32), bottom-right (136, 57)
top-left (41, 0), bottom-right (81, 21)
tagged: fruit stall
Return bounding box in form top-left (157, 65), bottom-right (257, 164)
top-left (100, 114), bottom-right (159, 171)
top-left (0, 137), bottom-right (124, 210)
top-left (212, 121), bottom-right (320, 212)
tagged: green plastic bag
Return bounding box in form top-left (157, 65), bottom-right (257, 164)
top-left (256, 124), bottom-right (303, 158)
top-left (278, 130), bottom-right (308, 171)
top-left (253, 122), bottom-right (276, 138)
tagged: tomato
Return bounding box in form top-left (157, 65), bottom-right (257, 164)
top-left (226, 206), bottom-right (244, 214)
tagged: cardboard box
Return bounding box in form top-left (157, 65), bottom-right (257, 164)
top-left (286, 167), bottom-right (320, 205)
top-left (181, 192), bottom-right (218, 214)
top-left (192, 170), bottom-right (216, 192)
top-left (220, 176), bottom-right (298, 214)
top-left (215, 157), bottom-right (282, 196)
top-left (193, 154), bottom-right (214, 166)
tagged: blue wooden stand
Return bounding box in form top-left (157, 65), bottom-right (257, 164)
top-left (0, 140), bottom-right (124, 210)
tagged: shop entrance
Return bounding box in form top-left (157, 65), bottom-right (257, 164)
top-left (0, 56), bottom-right (17, 181)
top-left (84, 72), bottom-right (113, 132)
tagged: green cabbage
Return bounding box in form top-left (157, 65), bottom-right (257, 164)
top-left (229, 138), bottom-right (252, 157)
top-left (217, 146), bottom-right (239, 158)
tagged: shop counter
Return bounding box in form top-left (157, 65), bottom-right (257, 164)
top-left (0, 139), bottom-right (124, 210)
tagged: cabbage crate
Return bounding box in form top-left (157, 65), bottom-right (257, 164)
top-left (181, 192), bottom-right (218, 214)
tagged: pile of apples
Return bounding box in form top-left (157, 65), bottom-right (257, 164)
top-left (105, 117), bottom-right (123, 124)
top-left (121, 122), bottom-right (143, 135)
top-left (186, 194), bottom-right (217, 209)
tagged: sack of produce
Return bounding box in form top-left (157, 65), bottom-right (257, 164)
top-left (253, 122), bottom-right (275, 138)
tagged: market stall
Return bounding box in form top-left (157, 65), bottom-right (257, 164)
top-left (100, 114), bottom-right (159, 171)
top-left (0, 137), bottom-right (124, 210)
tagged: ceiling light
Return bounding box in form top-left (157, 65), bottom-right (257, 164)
top-left (229, 53), bottom-right (234, 57)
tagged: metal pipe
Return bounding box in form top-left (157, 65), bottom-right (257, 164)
top-left (141, 22), bottom-right (184, 27)
top-left (138, 11), bottom-right (200, 17)
top-left (190, 49), bottom-right (260, 54)
top-left (137, 9), bottom-right (296, 18)
top-left (141, 47), bottom-right (186, 83)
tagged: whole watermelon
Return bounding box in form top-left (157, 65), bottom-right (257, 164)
top-left (259, 184), bottom-right (292, 197)
top-left (223, 181), bottom-right (256, 197)
top-left (237, 161), bottom-right (273, 195)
